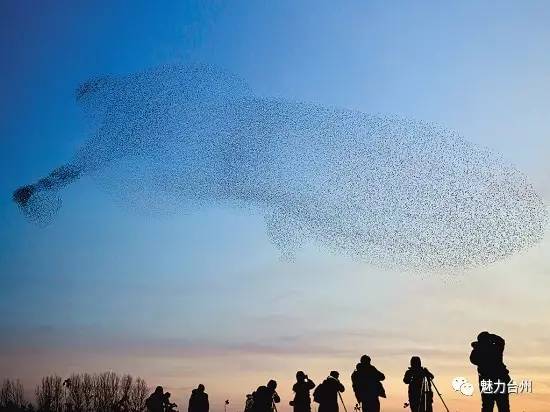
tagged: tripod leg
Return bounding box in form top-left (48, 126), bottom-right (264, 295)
top-left (417, 377), bottom-right (426, 412)
top-left (430, 380), bottom-right (450, 412)
top-left (338, 392), bottom-right (348, 412)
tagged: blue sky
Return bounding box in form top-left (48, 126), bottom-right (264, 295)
top-left (1, 1), bottom-right (549, 411)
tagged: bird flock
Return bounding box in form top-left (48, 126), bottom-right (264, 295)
top-left (13, 64), bottom-right (547, 272)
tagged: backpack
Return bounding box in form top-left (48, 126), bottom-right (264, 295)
top-left (244, 393), bottom-right (254, 412)
top-left (312, 382), bottom-right (327, 404)
top-left (145, 396), bottom-right (156, 412)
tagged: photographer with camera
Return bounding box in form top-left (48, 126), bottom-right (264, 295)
top-left (252, 380), bottom-right (280, 412)
top-left (146, 386), bottom-right (166, 412)
top-left (351, 355), bottom-right (385, 412)
top-left (470, 331), bottom-right (510, 412)
top-left (290, 371), bottom-right (316, 412)
top-left (403, 356), bottom-right (434, 412)
top-left (314, 371), bottom-right (345, 412)
top-left (163, 392), bottom-right (178, 412)
top-left (188, 384), bottom-right (209, 412)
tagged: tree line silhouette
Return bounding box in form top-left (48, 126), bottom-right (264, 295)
top-left (1, 372), bottom-right (148, 412)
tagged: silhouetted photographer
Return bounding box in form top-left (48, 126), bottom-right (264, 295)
top-left (188, 384), bottom-right (209, 412)
top-left (314, 371), bottom-right (345, 412)
top-left (351, 355), bottom-right (385, 412)
top-left (163, 392), bottom-right (178, 412)
top-left (403, 357), bottom-right (434, 412)
top-left (146, 386), bottom-right (166, 412)
top-left (290, 371), bottom-right (316, 412)
top-left (470, 332), bottom-right (510, 412)
top-left (252, 380), bottom-right (280, 412)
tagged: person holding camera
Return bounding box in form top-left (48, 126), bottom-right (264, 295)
top-left (403, 356), bottom-right (434, 412)
top-left (291, 371), bottom-right (316, 412)
top-left (314, 371), bottom-right (345, 412)
top-left (470, 331), bottom-right (510, 412)
top-left (146, 386), bottom-right (166, 412)
top-left (163, 392), bottom-right (178, 412)
top-left (252, 380), bottom-right (280, 412)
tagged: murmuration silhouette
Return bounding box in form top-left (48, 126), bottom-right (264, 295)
top-left (12, 64), bottom-right (547, 271)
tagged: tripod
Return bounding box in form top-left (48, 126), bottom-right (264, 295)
top-left (415, 376), bottom-right (449, 412)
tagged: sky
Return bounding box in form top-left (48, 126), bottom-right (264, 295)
top-left (1, 1), bottom-right (549, 411)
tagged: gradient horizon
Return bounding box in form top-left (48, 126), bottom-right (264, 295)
top-left (1, 1), bottom-right (549, 411)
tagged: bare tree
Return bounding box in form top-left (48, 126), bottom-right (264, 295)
top-left (129, 378), bottom-right (148, 412)
top-left (117, 374), bottom-right (133, 411)
top-left (94, 372), bottom-right (120, 411)
top-left (35, 375), bottom-right (64, 412)
top-left (2, 372), bottom-right (149, 412)
top-left (64, 374), bottom-right (85, 412)
top-left (51, 377), bottom-right (64, 412)
top-left (80, 374), bottom-right (94, 412)
top-left (1, 378), bottom-right (26, 409)
top-left (35, 376), bottom-right (52, 412)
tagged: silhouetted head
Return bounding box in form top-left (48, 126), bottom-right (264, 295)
top-left (267, 380), bottom-right (277, 390)
top-left (296, 371), bottom-right (306, 381)
top-left (198, 384), bottom-right (205, 392)
top-left (410, 356), bottom-right (422, 368)
top-left (155, 386), bottom-right (164, 395)
top-left (330, 371), bottom-right (339, 379)
top-left (356, 363), bottom-right (362, 371)
top-left (478, 331), bottom-right (490, 342)
top-left (164, 392), bottom-right (171, 399)
top-left (360, 355), bottom-right (371, 365)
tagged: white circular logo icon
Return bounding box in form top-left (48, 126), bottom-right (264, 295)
top-left (452, 377), bottom-right (467, 391)
top-left (452, 377), bottom-right (474, 396)
top-left (460, 382), bottom-right (474, 396)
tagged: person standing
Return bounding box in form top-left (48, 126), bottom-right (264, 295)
top-left (253, 380), bottom-right (280, 412)
top-left (291, 371), bottom-right (316, 412)
top-left (351, 355), bottom-right (385, 412)
top-left (146, 386), bottom-right (165, 412)
top-left (315, 371), bottom-right (345, 412)
top-left (188, 385), bottom-right (209, 412)
top-left (403, 356), bottom-right (434, 412)
top-left (470, 332), bottom-right (510, 412)
top-left (163, 392), bottom-right (177, 412)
